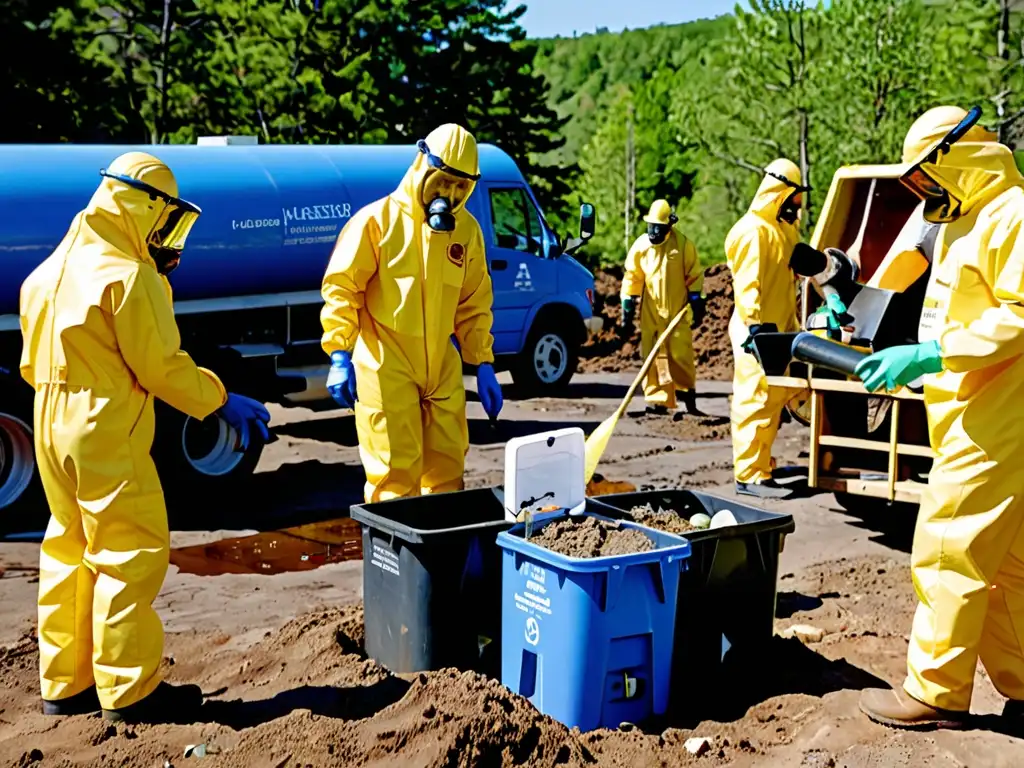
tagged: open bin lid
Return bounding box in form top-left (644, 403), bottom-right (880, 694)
top-left (504, 427), bottom-right (586, 522)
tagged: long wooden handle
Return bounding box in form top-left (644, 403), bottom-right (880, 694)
top-left (614, 307), bottom-right (689, 420)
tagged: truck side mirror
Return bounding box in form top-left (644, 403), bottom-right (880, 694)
top-left (579, 203), bottom-right (595, 241)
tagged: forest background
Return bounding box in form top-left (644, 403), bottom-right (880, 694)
top-left (6, 0), bottom-right (1024, 266)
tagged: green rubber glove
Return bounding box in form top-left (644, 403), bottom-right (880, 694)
top-left (814, 293), bottom-right (847, 332)
top-left (854, 340), bottom-right (943, 393)
top-left (621, 296), bottom-right (637, 327)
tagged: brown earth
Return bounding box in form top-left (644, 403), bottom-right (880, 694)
top-left (527, 515), bottom-right (655, 558)
top-left (2, 376), bottom-right (1024, 766)
top-left (621, 504), bottom-right (698, 535)
top-left (578, 263), bottom-right (735, 382)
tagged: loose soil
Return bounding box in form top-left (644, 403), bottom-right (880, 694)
top-left (621, 504), bottom-right (698, 535)
top-left (579, 264), bottom-right (735, 382)
top-left (5, 556), bottom-right (1020, 767)
top-left (527, 515), bottom-right (655, 558)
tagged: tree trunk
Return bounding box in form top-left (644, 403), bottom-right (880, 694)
top-left (799, 109), bottom-right (812, 223)
top-left (155, 0), bottom-right (173, 144)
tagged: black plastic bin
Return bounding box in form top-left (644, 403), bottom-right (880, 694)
top-left (350, 487), bottom-right (513, 677)
top-left (588, 489), bottom-right (795, 703)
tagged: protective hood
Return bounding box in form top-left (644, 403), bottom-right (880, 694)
top-left (396, 123), bottom-right (480, 219)
top-left (749, 158), bottom-right (804, 224)
top-left (917, 141), bottom-right (1023, 217)
top-left (78, 152), bottom-right (182, 270)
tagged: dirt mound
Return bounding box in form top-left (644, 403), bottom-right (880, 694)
top-left (3, 554), bottom-right (1021, 766)
top-left (638, 412), bottom-right (733, 442)
top-left (579, 265), bottom-right (734, 381)
top-left (528, 516), bottom-right (654, 558)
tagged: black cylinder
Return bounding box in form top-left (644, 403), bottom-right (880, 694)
top-left (790, 332), bottom-right (869, 376)
top-left (789, 242), bottom-right (828, 277)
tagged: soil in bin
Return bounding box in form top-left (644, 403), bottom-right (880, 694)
top-left (528, 516), bottom-right (654, 558)
top-left (621, 504), bottom-right (697, 535)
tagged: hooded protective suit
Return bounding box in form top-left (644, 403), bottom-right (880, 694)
top-left (20, 152), bottom-right (228, 710)
top-left (621, 209), bottom-right (704, 409)
top-left (321, 124), bottom-right (495, 502)
top-left (725, 159), bottom-right (804, 484)
top-left (883, 107), bottom-right (1024, 712)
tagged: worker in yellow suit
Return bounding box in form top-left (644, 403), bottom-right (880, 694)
top-left (321, 124), bottom-right (501, 502)
top-left (620, 200), bottom-right (705, 415)
top-left (20, 152), bottom-right (271, 723)
top-left (856, 105), bottom-right (1024, 728)
top-left (725, 159), bottom-right (807, 500)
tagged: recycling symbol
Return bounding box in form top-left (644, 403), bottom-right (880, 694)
top-left (524, 617), bottom-right (540, 646)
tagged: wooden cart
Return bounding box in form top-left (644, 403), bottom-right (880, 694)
top-left (768, 370), bottom-right (933, 508)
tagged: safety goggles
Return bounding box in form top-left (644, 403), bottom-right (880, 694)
top-left (765, 170), bottom-right (810, 193)
top-left (100, 170), bottom-right (202, 253)
top-left (899, 105), bottom-right (984, 200)
top-left (416, 140), bottom-right (481, 181)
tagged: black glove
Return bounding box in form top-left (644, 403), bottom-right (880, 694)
top-left (621, 296), bottom-right (637, 328)
top-left (689, 293), bottom-right (706, 328)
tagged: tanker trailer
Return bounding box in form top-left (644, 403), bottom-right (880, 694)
top-left (0, 137), bottom-right (599, 519)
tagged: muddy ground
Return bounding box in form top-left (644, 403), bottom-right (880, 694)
top-left (2, 369), bottom-right (1024, 763)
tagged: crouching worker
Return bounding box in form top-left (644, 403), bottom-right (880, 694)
top-left (321, 124), bottom-right (502, 502)
top-left (620, 199), bottom-right (706, 416)
top-left (20, 152), bottom-right (271, 723)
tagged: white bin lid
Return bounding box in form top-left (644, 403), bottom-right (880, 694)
top-left (504, 427), bottom-right (586, 522)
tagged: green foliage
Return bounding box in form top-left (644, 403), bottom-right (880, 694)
top-left (5, 0), bottom-right (1024, 273)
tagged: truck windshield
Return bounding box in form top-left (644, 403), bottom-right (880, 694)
top-left (488, 187), bottom-right (545, 256)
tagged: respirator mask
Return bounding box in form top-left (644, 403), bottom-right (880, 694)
top-left (647, 222), bottom-right (672, 245)
top-left (416, 139), bottom-right (480, 233)
top-left (100, 169), bottom-right (201, 275)
top-left (778, 190), bottom-right (802, 225)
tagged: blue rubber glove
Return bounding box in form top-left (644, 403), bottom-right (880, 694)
top-left (476, 363), bottom-right (503, 420)
top-left (855, 340), bottom-right (943, 393)
top-left (689, 292), bottom-right (706, 328)
top-left (621, 296), bottom-right (637, 328)
top-left (327, 350), bottom-right (358, 408)
top-left (218, 393), bottom-right (271, 451)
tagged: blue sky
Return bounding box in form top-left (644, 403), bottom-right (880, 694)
top-left (506, 0), bottom-right (746, 38)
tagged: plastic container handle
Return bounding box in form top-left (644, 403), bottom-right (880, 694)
top-left (790, 332), bottom-right (869, 376)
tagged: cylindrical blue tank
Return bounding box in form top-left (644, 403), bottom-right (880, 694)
top-left (0, 143), bottom-right (524, 316)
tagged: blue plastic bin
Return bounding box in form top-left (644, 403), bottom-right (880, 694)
top-left (497, 511), bottom-right (691, 731)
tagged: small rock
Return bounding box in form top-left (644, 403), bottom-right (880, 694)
top-left (684, 737), bottom-right (711, 756)
top-left (619, 722), bottom-right (635, 732)
top-left (781, 624), bottom-right (826, 643)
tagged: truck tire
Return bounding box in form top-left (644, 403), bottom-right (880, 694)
top-left (0, 380), bottom-right (43, 531)
top-left (512, 317), bottom-right (579, 395)
top-left (153, 403), bottom-right (264, 504)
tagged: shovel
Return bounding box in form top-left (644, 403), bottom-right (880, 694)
top-left (584, 305), bottom-right (689, 484)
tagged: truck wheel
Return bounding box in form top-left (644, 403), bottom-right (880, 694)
top-left (0, 377), bottom-right (44, 533)
top-left (512, 321), bottom-right (579, 395)
top-left (154, 404), bottom-right (264, 502)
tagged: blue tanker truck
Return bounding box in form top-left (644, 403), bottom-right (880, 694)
top-left (0, 137), bottom-right (600, 515)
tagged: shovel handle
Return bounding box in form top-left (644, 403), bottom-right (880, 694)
top-left (616, 307), bottom-right (689, 419)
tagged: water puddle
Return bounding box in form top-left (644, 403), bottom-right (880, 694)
top-left (170, 518), bottom-right (362, 576)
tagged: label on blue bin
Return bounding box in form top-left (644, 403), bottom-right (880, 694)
top-left (370, 542), bottom-right (400, 577)
top-left (514, 563), bottom-right (552, 644)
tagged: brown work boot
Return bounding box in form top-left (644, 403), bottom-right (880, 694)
top-left (859, 687), bottom-right (967, 730)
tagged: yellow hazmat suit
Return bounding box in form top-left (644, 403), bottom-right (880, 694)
top-left (20, 153), bottom-right (228, 710)
top-left (725, 159), bottom-right (804, 485)
top-left (889, 108), bottom-right (1024, 712)
top-left (621, 204), bottom-right (704, 409)
top-left (321, 124), bottom-right (495, 502)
